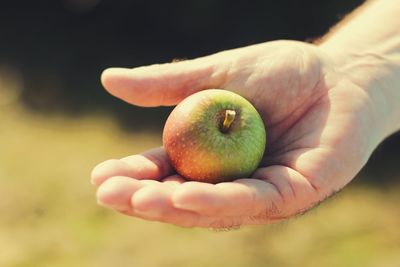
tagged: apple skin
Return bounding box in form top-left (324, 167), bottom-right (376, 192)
top-left (163, 89), bottom-right (266, 183)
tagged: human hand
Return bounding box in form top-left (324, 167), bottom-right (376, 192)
top-left (91, 40), bottom-right (383, 228)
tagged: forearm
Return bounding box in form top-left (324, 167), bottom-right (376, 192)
top-left (319, 0), bottom-right (400, 138)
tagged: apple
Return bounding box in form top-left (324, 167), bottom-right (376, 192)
top-left (163, 89), bottom-right (266, 183)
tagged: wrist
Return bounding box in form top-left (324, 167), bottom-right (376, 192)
top-left (319, 41), bottom-right (400, 140)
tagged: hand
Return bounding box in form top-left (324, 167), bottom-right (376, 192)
top-left (91, 40), bottom-right (381, 228)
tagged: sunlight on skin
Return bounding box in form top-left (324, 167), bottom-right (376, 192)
top-left (92, 0), bottom-right (400, 228)
top-left (92, 41), bottom-right (374, 228)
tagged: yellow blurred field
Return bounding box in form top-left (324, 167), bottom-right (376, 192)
top-left (1, 97), bottom-right (400, 267)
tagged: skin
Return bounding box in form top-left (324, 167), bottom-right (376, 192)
top-left (91, 0), bottom-right (400, 228)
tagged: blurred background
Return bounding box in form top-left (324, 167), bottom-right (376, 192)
top-left (1, 0), bottom-right (399, 266)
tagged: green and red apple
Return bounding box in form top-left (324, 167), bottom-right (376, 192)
top-left (163, 89), bottom-right (266, 183)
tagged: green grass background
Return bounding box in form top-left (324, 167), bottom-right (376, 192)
top-left (1, 82), bottom-right (400, 267)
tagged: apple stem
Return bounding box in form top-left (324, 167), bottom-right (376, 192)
top-left (222, 110), bottom-right (236, 133)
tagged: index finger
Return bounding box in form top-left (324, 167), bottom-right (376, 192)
top-left (91, 147), bottom-right (174, 185)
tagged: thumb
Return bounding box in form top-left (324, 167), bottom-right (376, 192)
top-left (101, 56), bottom-right (229, 107)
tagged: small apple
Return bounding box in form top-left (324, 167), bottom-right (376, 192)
top-left (163, 89), bottom-right (266, 183)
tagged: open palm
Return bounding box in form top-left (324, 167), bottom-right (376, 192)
top-left (92, 40), bottom-right (378, 228)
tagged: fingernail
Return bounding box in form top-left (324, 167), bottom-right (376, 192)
top-left (134, 208), bottom-right (161, 219)
top-left (90, 169), bottom-right (97, 185)
top-left (97, 198), bottom-right (130, 212)
top-left (172, 198), bottom-right (199, 211)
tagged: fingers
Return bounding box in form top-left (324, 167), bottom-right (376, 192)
top-left (94, 160), bottom-right (323, 227)
top-left (96, 176), bottom-right (143, 212)
top-left (132, 181), bottom-right (206, 228)
top-left (91, 147), bottom-right (173, 185)
top-left (96, 174), bottom-right (214, 228)
top-left (101, 56), bottom-right (230, 107)
top-left (171, 165), bottom-right (322, 220)
top-left (95, 170), bottom-right (318, 227)
top-left (95, 174), bottom-right (248, 228)
top-left (172, 179), bottom-right (285, 219)
top-left (96, 175), bottom-right (251, 228)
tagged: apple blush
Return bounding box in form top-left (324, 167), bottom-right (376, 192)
top-left (163, 89), bottom-right (266, 183)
